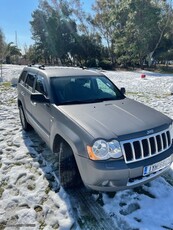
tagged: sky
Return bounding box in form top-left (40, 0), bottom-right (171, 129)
top-left (0, 0), bottom-right (94, 51)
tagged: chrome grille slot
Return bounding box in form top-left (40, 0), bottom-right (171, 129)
top-left (133, 141), bottom-right (141, 159)
top-left (150, 136), bottom-right (156, 155)
top-left (121, 129), bottom-right (172, 163)
top-left (156, 135), bottom-right (162, 152)
top-left (167, 131), bottom-right (171, 146)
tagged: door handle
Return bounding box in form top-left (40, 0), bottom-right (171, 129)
top-left (31, 101), bottom-right (37, 106)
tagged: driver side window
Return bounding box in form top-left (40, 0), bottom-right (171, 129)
top-left (35, 75), bottom-right (47, 96)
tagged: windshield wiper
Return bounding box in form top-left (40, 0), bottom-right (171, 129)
top-left (59, 97), bottom-right (119, 105)
top-left (91, 97), bottom-right (117, 102)
top-left (58, 100), bottom-right (85, 105)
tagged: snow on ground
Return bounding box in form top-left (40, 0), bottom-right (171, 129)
top-left (0, 65), bottom-right (74, 229)
top-left (0, 64), bottom-right (173, 230)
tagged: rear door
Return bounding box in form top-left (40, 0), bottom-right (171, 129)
top-left (23, 72), bottom-right (37, 122)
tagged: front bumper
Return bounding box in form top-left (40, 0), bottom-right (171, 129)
top-left (76, 145), bottom-right (173, 192)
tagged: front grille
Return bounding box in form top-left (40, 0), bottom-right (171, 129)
top-left (121, 129), bottom-right (172, 163)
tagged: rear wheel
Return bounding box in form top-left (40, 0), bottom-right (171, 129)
top-left (19, 105), bottom-right (32, 131)
top-left (58, 141), bottom-right (82, 188)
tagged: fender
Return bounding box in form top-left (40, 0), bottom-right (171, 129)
top-left (50, 118), bottom-right (92, 158)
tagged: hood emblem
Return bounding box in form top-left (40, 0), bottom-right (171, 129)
top-left (147, 129), bottom-right (154, 135)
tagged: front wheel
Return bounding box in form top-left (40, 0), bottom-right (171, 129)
top-left (58, 141), bottom-right (82, 188)
top-left (19, 105), bottom-right (32, 131)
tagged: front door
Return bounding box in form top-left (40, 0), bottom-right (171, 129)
top-left (32, 75), bottom-right (51, 144)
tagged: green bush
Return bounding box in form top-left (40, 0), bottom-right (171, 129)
top-left (99, 60), bottom-right (113, 70)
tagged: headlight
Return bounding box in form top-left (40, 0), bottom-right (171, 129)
top-left (87, 139), bottom-right (123, 160)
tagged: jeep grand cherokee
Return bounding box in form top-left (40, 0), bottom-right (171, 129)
top-left (17, 65), bottom-right (173, 192)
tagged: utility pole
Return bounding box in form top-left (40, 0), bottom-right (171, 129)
top-left (0, 61), bottom-right (2, 79)
top-left (0, 49), bottom-right (2, 79)
top-left (0, 29), bottom-right (5, 80)
top-left (15, 31), bottom-right (18, 47)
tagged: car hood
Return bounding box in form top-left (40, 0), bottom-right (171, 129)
top-left (59, 98), bottom-right (171, 140)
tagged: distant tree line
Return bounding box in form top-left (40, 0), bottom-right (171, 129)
top-left (1, 0), bottom-right (173, 69)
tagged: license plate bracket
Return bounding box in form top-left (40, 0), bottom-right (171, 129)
top-left (143, 156), bottom-right (172, 176)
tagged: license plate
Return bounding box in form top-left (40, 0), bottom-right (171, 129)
top-left (143, 156), bottom-right (172, 176)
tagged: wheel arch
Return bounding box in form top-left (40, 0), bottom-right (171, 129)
top-left (51, 123), bottom-right (85, 157)
top-left (56, 134), bottom-right (83, 188)
top-left (52, 133), bottom-right (82, 169)
top-left (52, 134), bottom-right (71, 154)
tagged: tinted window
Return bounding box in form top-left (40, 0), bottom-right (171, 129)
top-left (51, 76), bottom-right (125, 105)
top-left (35, 75), bottom-right (47, 96)
top-left (25, 74), bottom-right (35, 91)
top-left (18, 71), bottom-right (27, 84)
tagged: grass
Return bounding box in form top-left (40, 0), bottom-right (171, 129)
top-left (27, 183), bottom-right (36, 191)
top-left (0, 180), bottom-right (8, 198)
top-left (156, 65), bottom-right (173, 74)
top-left (127, 91), bottom-right (170, 97)
top-left (39, 222), bottom-right (46, 230)
top-left (45, 185), bottom-right (51, 194)
top-left (0, 187), bottom-right (4, 198)
top-left (34, 205), bottom-right (43, 212)
top-left (0, 82), bottom-right (11, 89)
top-left (121, 64), bottom-right (173, 74)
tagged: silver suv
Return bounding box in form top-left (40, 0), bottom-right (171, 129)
top-left (17, 65), bottom-right (173, 192)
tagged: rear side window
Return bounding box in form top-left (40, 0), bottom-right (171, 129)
top-left (18, 71), bottom-right (27, 84)
top-left (25, 74), bottom-right (35, 91)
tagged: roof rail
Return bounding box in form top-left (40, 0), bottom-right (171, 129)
top-left (27, 64), bottom-right (45, 70)
top-left (38, 65), bottom-right (45, 70)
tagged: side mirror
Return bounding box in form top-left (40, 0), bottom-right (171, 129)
top-left (120, 87), bottom-right (126, 95)
top-left (31, 93), bottom-right (50, 103)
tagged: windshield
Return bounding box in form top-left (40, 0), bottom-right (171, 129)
top-left (51, 75), bottom-right (125, 105)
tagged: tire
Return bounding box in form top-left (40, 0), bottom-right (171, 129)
top-left (19, 105), bottom-right (32, 131)
top-left (59, 141), bottom-right (82, 188)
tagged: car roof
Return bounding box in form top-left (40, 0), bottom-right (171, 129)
top-left (24, 66), bottom-right (104, 78)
